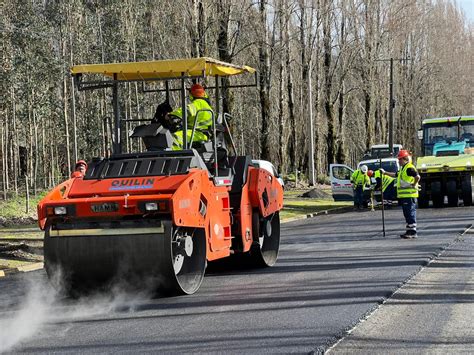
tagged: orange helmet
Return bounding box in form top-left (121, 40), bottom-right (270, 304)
top-left (397, 150), bottom-right (410, 159)
top-left (190, 84), bottom-right (206, 98)
top-left (75, 160), bottom-right (87, 169)
top-left (367, 170), bottom-right (374, 177)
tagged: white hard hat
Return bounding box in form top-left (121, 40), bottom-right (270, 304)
top-left (360, 165), bottom-right (368, 173)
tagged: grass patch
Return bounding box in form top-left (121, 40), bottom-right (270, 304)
top-left (0, 227), bottom-right (43, 239)
top-left (282, 187), bottom-right (351, 220)
top-left (281, 198), bottom-right (350, 220)
top-left (0, 192), bottom-right (47, 219)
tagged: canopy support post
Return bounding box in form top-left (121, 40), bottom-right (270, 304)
top-left (181, 73), bottom-right (188, 150)
top-left (112, 73), bottom-right (121, 154)
top-left (165, 81), bottom-right (170, 103)
top-left (214, 76), bottom-right (220, 176)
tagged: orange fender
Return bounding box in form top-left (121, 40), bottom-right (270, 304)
top-left (248, 167), bottom-right (284, 218)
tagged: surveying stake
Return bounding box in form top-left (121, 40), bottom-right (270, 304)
top-left (379, 158), bottom-right (386, 237)
top-left (370, 189), bottom-right (375, 212)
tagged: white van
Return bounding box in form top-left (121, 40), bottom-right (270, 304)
top-left (329, 157), bottom-right (400, 201)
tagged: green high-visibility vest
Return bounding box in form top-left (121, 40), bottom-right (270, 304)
top-left (172, 130), bottom-right (208, 150)
top-left (351, 169), bottom-right (370, 188)
top-left (189, 98), bottom-right (213, 130)
top-left (171, 98), bottom-right (213, 132)
top-left (397, 162), bottom-right (419, 198)
top-left (170, 97), bottom-right (214, 150)
top-left (374, 169), bottom-right (395, 192)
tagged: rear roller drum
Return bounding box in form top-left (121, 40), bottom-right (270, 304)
top-left (249, 211), bottom-right (280, 267)
top-left (461, 175), bottom-right (473, 206)
top-left (431, 181), bottom-right (444, 208)
top-left (446, 179), bottom-right (458, 207)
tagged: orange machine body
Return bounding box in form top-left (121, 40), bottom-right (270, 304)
top-left (38, 165), bottom-right (283, 262)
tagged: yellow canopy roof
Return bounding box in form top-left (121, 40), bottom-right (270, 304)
top-left (71, 57), bottom-right (256, 80)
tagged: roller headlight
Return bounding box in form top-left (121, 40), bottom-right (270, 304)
top-left (145, 202), bottom-right (158, 211)
top-left (139, 200), bottom-right (169, 213)
top-left (54, 206), bottom-right (67, 215)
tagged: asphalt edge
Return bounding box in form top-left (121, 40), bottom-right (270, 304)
top-left (281, 205), bottom-right (354, 224)
top-left (319, 223), bottom-right (473, 355)
top-left (0, 262), bottom-right (44, 278)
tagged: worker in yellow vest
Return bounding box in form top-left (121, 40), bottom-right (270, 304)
top-left (367, 169), bottom-right (396, 202)
top-left (382, 150), bottom-right (421, 239)
top-left (170, 84), bottom-right (214, 149)
top-left (351, 165), bottom-right (371, 210)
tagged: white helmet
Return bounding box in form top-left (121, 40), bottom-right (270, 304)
top-left (360, 165), bottom-right (368, 173)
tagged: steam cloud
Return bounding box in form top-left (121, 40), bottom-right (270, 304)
top-left (0, 271), bottom-right (151, 353)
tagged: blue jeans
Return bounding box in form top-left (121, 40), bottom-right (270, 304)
top-left (353, 186), bottom-right (363, 208)
top-left (400, 197), bottom-right (417, 235)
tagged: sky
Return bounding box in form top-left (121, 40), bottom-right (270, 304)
top-left (458, 0), bottom-right (474, 23)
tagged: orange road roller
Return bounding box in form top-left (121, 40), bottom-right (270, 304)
top-left (38, 58), bottom-right (284, 295)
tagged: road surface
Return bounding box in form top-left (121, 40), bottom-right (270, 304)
top-left (0, 207), bottom-right (472, 354)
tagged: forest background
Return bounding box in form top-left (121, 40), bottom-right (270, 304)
top-left (1, 0), bottom-right (473, 198)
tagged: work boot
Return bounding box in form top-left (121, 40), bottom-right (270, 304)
top-left (400, 234), bottom-right (417, 239)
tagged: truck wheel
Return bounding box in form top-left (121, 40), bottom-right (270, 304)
top-left (249, 211), bottom-right (280, 267)
top-left (461, 175), bottom-right (473, 206)
top-left (418, 181), bottom-right (429, 208)
top-left (431, 181), bottom-right (444, 208)
top-left (446, 179), bottom-right (458, 207)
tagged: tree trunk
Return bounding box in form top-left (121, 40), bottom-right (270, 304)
top-left (323, 0), bottom-right (336, 166)
top-left (217, 1), bottom-right (232, 114)
top-left (277, 2), bottom-right (286, 172)
top-left (63, 76), bottom-right (71, 174)
top-left (1, 120), bottom-right (7, 199)
top-left (258, 0), bottom-right (271, 160)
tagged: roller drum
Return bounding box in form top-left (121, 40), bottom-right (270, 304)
top-left (44, 220), bottom-right (206, 295)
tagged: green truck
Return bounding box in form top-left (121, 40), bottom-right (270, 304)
top-left (416, 116), bottom-right (474, 207)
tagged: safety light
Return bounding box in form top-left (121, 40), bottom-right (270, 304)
top-left (145, 202), bottom-right (158, 211)
top-left (54, 206), bottom-right (67, 215)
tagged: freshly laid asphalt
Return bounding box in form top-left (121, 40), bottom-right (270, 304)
top-left (329, 228), bottom-right (474, 354)
top-left (0, 206), bottom-right (472, 354)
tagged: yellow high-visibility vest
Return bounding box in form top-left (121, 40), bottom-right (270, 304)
top-left (397, 163), bottom-right (419, 198)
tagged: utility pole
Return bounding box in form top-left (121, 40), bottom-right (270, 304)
top-left (308, 57), bottom-right (315, 186)
top-left (388, 58), bottom-right (394, 155)
top-left (376, 57), bottom-right (411, 156)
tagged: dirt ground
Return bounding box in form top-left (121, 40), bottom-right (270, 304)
top-left (0, 237), bottom-right (43, 270)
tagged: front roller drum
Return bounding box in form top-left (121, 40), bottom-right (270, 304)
top-left (44, 221), bottom-right (207, 296)
top-left (248, 211), bottom-right (280, 267)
